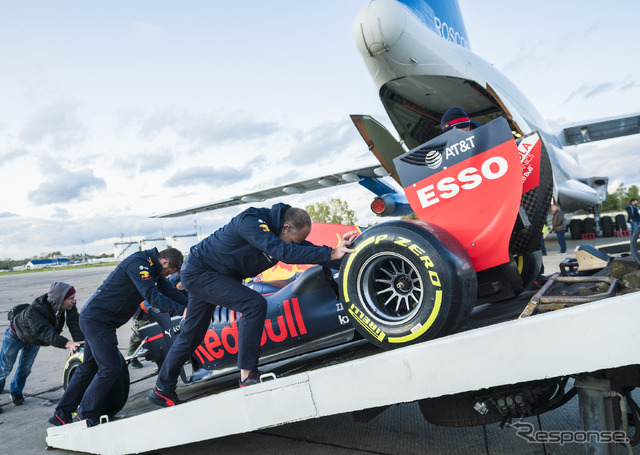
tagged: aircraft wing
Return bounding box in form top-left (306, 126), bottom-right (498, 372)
top-left (559, 113), bottom-right (640, 146)
top-left (152, 165), bottom-right (388, 218)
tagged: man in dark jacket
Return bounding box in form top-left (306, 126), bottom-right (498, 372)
top-left (0, 282), bottom-right (84, 411)
top-left (48, 247), bottom-right (188, 426)
top-left (147, 203), bottom-right (356, 407)
top-left (551, 203), bottom-right (567, 254)
top-left (626, 198), bottom-right (640, 234)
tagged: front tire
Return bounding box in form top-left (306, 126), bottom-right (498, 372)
top-left (339, 220), bottom-right (477, 349)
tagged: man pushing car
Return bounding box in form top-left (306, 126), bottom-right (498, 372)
top-left (48, 247), bottom-right (188, 426)
top-left (148, 203), bottom-right (357, 407)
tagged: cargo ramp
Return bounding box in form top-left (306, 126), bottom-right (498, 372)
top-left (47, 290), bottom-right (640, 455)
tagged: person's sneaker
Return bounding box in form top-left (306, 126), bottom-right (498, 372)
top-left (73, 414), bottom-right (100, 427)
top-left (48, 412), bottom-right (73, 426)
top-left (239, 369), bottom-right (272, 387)
top-left (129, 358), bottom-right (143, 369)
top-left (147, 386), bottom-right (183, 407)
top-left (11, 393), bottom-right (24, 406)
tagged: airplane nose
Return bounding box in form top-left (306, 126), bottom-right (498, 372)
top-left (353, 0), bottom-right (407, 56)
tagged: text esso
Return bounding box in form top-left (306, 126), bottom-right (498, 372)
top-left (415, 156), bottom-right (509, 208)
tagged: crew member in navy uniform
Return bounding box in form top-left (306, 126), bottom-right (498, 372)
top-left (48, 248), bottom-right (187, 426)
top-left (147, 203), bottom-right (356, 407)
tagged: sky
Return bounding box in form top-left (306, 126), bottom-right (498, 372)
top-left (1, 0), bottom-right (639, 260)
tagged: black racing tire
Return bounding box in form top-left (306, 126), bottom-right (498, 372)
top-left (339, 220), bottom-right (477, 349)
top-left (63, 347), bottom-right (130, 418)
top-left (582, 217), bottom-right (595, 234)
top-left (616, 214), bottom-right (628, 231)
top-left (601, 216), bottom-right (614, 237)
top-left (515, 250), bottom-right (543, 289)
top-left (569, 219), bottom-right (583, 240)
top-left (508, 139), bottom-right (554, 255)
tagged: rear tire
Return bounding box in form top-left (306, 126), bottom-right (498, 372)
top-left (582, 217), bottom-right (595, 234)
top-left (601, 216), bottom-right (614, 237)
top-left (569, 219), bottom-right (583, 240)
top-left (63, 348), bottom-right (130, 418)
top-left (339, 220), bottom-right (477, 349)
top-left (616, 214), bottom-right (628, 231)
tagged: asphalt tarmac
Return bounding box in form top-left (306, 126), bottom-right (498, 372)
top-left (1, 234), bottom-right (639, 455)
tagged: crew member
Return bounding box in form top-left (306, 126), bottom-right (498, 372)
top-left (441, 106), bottom-right (475, 132)
top-left (147, 203), bottom-right (356, 407)
top-left (48, 248), bottom-right (187, 426)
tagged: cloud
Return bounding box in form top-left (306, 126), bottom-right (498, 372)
top-left (115, 148), bottom-right (175, 175)
top-left (564, 78), bottom-right (638, 103)
top-left (0, 212), bottom-right (17, 218)
top-left (18, 102), bottom-right (87, 150)
top-left (0, 148), bottom-right (29, 167)
top-left (28, 169), bottom-right (107, 205)
top-left (286, 122), bottom-right (361, 166)
top-left (165, 165), bottom-right (253, 188)
top-left (135, 110), bottom-right (281, 147)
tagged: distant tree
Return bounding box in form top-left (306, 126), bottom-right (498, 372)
top-left (627, 185), bottom-right (639, 202)
top-left (45, 251), bottom-right (63, 259)
top-left (305, 199), bottom-right (357, 225)
top-left (598, 183), bottom-right (640, 212)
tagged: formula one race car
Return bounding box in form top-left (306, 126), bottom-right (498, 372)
top-left (61, 118), bottom-right (556, 423)
top-left (62, 264), bottom-right (360, 418)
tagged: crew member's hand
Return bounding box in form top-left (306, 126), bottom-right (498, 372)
top-left (330, 230), bottom-right (358, 260)
top-left (66, 340), bottom-right (84, 356)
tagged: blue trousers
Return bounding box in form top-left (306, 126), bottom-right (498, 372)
top-left (156, 266), bottom-right (267, 392)
top-left (55, 315), bottom-right (121, 419)
top-left (556, 229), bottom-right (566, 253)
top-left (0, 326), bottom-right (40, 395)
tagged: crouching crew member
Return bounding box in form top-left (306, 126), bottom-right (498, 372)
top-left (48, 248), bottom-right (187, 426)
top-left (148, 203), bottom-right (356, 407)
top-left (0, 282), bottom-right (83, 411)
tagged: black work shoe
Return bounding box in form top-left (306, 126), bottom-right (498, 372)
top-left (11, 393), bottom-right (24, 406)
top-left (239, 369), bottom-right (272, 387)
top-left (147, 386), bottom-right (183, 407)
top-left (74, 414), bottom-right (100, 427)
top-left (48, 412), bottom-right (73, 426)
top-left (129, 358), bottom-right (143, 369)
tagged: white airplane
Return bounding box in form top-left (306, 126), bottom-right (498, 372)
top-left (155, 0), bottom-right (639, 221)
top-left (153, 0), bottom-right (640, 305)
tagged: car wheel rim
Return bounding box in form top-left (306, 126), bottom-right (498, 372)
top-left (356, 252), bottom-right (424, 325)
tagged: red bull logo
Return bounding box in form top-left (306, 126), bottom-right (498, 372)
top-left (192, 298), bottom-right (308, 364)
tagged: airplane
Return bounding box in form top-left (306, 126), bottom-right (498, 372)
top-left (153, 0), bottom-right (640, 305)
top-left (154, 0), bottom-right (639, 220)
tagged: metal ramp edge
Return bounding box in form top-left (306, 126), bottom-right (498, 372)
top-left (47, 290), bottom-right (640, 455)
